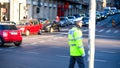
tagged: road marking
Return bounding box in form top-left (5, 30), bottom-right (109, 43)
top-left (106, 29), bottom-right (111, 33)
top-left (99, 51), bottom-right (117, 54)
top-left (56, 55), bottom-right (69, 58)
top-left (114, 30), bottom-right (119, 33)
top-left (26, 51), bottom-right (40, 54)
top-left (98, 29), bottom-right (104, 32)
top-left (50, 46), bottom-right (62, 48)
top-left (95, 59), bottom-right (107, 62)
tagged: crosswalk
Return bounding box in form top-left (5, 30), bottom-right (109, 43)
top-left (61, 27), bottom-right (120, 34)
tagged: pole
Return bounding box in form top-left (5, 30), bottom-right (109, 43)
top-left (88, 0), bottom-right (96, 68)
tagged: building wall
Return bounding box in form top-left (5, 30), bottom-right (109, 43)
top-left (1, 0), bottom-right (116, 22)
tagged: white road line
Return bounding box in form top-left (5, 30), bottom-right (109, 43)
top-left (95, 59), bottom-right (107, 62)
top-left (99, 51), bottom-right (117, 54)
top-left (25, 51), bottom-right (40, 54)
top-left (50, 46), bottom-right (62, 48)
top-left (98, 29), bottom-right (104, 32)
top-left (106, 29), bottom-right (111, 33)
top-left (56, 55), bottom-right (69, 58)
top-left (114, 30), bottom-right (119, 33)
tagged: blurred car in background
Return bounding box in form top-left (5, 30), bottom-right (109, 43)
top-left (0, 22), bottom-right (22, 46)
top-left (100, 12), bottom-right (108, 20)
top-left (82, 17), bottom-right (89, 26)
top-left (42, 20), bottom-right (60, 32)
top-left (59, 17), bottom-right (71, 27)
top-left (67, 16), bottom-right (76, 25)
top-left (96, 11), bottom-right (102, 21)
top-left (17, 19), bottom-right (43, 36)
top-left (38, 18), bottom-right (49, 23)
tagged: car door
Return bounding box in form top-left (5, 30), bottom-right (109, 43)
top-left (26, 21), bottom-right (35, 34)
top-left (33, 20), bottom-right (40, 33)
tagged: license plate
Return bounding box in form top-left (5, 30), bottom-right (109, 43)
top-left (10, 32), bottom-right (18, 35)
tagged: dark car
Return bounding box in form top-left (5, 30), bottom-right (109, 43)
top-left (0, 23), bottom-right (22, 46)
top-left (100, 12), bottom-right (108, 19)
top-left (59, 17), bottom-right (71, 27)
top-left (82, 17), bottom-right (89, 26)
top-left (42, 20), bottom-right (60, 32)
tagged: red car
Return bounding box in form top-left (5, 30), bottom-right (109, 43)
top-left (17, 19), bottom-right (43, 36)
top-left (0, 22), bottom-right (22, 46)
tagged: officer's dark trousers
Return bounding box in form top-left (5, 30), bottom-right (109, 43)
top-left (68, 56), bottom-right (85, 68)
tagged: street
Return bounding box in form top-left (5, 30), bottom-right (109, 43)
top-left (0, 26), bottom-right (120, 68)
top-left (0, 0), bottom-right (120, 68)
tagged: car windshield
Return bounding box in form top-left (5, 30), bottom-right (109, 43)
top-left (60, 18), bottom-right (66, 21)
top-left (18, 20), bottom-right (29, 25)
top-left (68, 17), bottom-right (74, 19)
top-left (74, 15), bottom-right (80, 18)
top-left (0, 25), bottom-right (17, 30)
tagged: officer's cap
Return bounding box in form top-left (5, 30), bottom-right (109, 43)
top-left (74, 18), bottom-right (83, 24)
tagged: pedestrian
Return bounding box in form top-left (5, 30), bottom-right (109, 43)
top-left (2, 15), bottom-right (8, 21)
top-left (68, 19), bottom-right (85, 68)
top-left (112, 19), bottom-right (115, 27)
top-left (56, 16), bottom-right (60, 22)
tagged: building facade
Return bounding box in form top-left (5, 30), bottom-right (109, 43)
top-left (0, 0), bottom-right (117, 22)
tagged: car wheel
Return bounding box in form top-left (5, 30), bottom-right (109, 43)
top-left (38, 29), bottom-right (42, 35)
top-left (14, 41), bottom-right (22, 46)
top-left (25, 30), bottom-right (30, 36)
top-left (0, 38), bottom-right (4, 46)
top-left (50, 27), bottom-right (54, 33)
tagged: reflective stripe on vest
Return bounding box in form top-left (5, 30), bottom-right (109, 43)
top-left (70, 44), bottom-right (83, 48)
top-left (69, 36), bottom-right (82, 41)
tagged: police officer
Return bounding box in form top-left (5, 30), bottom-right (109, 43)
top-left (68, 19), bottom-right (85, 68)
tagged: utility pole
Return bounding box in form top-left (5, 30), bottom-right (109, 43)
top-left (88, 0), bottom-right (96, 68)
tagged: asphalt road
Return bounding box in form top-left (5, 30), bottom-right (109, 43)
top-left (0, 26), bottom-right (120, 68)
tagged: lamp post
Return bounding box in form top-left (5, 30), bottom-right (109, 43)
top-left (88, 0), bottom-right (96, 68)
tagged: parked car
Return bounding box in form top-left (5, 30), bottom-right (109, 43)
top-left (59, 17), bottom-right (71, 27)
top-left (42, 20), bottom-right (60, 32)
top-left (82, 17), bottom-right (89, 26)
top-left (0, 22), bottom-right (22, 46)
top-left (17, 19), bottom-right (43, 36)
top-left (38, 18), bottom-right (49, 23)
top-left (80, 13), bottom-right (86, 18)
top-left (73, 14), bottom-right (81, 18)
top-left (96, 11), bottom-right (102, 21)
top-left (100, 12), bottom-right (108, 19)
top-left (67, 16), bottom-right (76, 25)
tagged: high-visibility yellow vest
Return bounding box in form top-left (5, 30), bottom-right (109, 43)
top-left (68, 27), bottom-right (85, 56)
